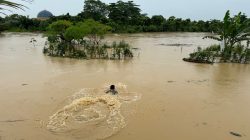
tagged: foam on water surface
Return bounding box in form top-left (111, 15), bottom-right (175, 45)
top-left (47, 83), bottom-right (140, 140)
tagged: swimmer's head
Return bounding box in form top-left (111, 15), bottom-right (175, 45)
top-left (110, 85), bottom-right (115, 90)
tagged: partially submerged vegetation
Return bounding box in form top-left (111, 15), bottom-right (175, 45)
top-left (183, 45), bottom-right (220, 64)
top-left (184, 11), bottom-right (250, 64)
top-left (43, 19), bottom-right (134, 60)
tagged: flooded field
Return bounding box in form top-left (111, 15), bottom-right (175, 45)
top-left (0, 32), bottom-right (250, 140)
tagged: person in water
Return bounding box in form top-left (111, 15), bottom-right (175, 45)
top-left (106, 85), bottom-right (118, 95)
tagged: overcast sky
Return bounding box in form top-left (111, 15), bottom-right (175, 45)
top-left (9, 0), bottom-right (250, 20)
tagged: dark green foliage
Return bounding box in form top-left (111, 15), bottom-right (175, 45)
top-left (108, 1), bottom-right (141, 25)
top-left (0, 14), bottom-right (52, 32)
top-left (79, 0), bottom-right (108, 22)
top-left (0, 16), bottom-right (7, 32)
top-left (151, 15), bottom-right (166, 26)
top-left (245, 48), bottom-right (250, 62)
top-left (1, 0), bottom-right (249, 34)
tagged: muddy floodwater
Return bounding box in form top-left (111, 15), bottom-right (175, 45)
top-left (0, 32), bottom-right (250, 140)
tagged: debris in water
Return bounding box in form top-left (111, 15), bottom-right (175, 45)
top-left (230, 131), bottom-right (242, 137)
top-left (158, 43), bottom-right (192, 47)
top-left (198, 79), bottom-right (209, 82)
top-left (0, 120), bottom-right (26, 123)
top-left (186, 79), bottom-right (209, 84)
top-left (22, 84), bottom-right (28, 86)
top-left (202, 122), bottom-right (207, 125)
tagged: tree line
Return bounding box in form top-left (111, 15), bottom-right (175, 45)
top-left (1, 0), bottom-right (241, 33)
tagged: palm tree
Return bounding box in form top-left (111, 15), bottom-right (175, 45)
top-left (203, 10), bottom-right (250, 48)
top-left (0, 0), bottom-right (32, 15)
top-left (202, 10), bottom-right (250, 62)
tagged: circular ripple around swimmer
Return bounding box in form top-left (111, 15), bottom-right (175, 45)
top-left (46, 83), bottom-right (140, 140)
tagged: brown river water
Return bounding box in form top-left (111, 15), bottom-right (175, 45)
top-left (0, 32), bottom-right (250, 140)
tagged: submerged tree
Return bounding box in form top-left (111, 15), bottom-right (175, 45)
top-left (44, 19), bottom-right (134, 60)
top-left (47, 20), bottom-right (72, 39)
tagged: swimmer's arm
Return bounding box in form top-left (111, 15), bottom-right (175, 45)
top-left (105, 90), bottom-right (110, 93)
top-left (114, 90), bottom-right (118, 95)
